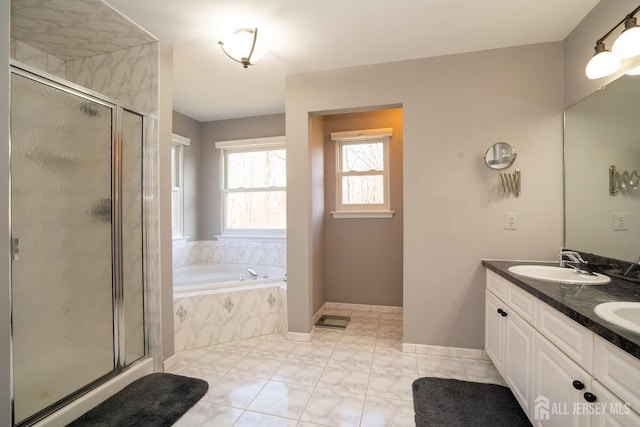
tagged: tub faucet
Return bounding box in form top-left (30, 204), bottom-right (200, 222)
top-left (247, 267), bottom-right (259, 280)
top-left (560, 250), bottom-right (595, 276)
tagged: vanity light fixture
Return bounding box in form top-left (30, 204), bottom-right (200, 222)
top-left (218, 28), bottom-right (265, 68)
top-left (586, 5), bottom-right (640, 79)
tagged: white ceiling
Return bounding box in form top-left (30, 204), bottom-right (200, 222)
top-left (105, 0), bottom-right (599, 122)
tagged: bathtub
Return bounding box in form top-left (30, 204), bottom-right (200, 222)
top-left (172, 262), bottom-right (288, 352)
top-left (173, 263), bottom-right (286, 295)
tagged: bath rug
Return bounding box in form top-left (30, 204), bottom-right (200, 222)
top-left (412, 377), bottom-right (531, 426)
top-left (315, 314), bottom-right (350, 329)
top-left (67, 372), bottom-right (208, 427)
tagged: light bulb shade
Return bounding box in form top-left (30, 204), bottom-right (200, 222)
top-left (585, 50), bottom-right (621, 79)
top-left (219, 28), bottom-right (266, 68)
top-left (611, 18), bottom-right (640, 59)
top-left (627, 64), bottom-right (640, 75)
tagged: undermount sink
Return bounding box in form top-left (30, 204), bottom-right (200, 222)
top-left (594, 302), bottom-right (640, 334)
top-left (507, 265), bottom-right (611, 285)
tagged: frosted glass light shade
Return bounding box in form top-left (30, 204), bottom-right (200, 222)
top-left (586, 50), bottom-right (621, 79)
top-left (612, 21), bottom-right (640, 59)
top-left (626, 64), bottom-right (640, 75)
top-left (219, 28), bottom-right (265, 67)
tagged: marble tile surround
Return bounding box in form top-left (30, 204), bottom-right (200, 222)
top-left (172, 240), bottom-right (288, 353)
top-left (173, 283), bottom-right (287, 353)
top-left (173, 240), bottom-right (287, 269)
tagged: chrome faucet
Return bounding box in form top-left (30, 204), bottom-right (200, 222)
top-left (246, 267), bottom-right (259, 280)
top-left (560, 250), bottom-right (595, 276)
top-left (623, 257), bottom-right (640, 276)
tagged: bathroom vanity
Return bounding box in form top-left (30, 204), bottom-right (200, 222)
top-left (483, 260), bottom-right (640, 426)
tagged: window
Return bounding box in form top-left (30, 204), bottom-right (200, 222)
top-left (171, 133), bottom-right (190, 239)
top-left (331, 128), bottom-right (394, 218)
top-left (215, 136), bottom-right (286, 238)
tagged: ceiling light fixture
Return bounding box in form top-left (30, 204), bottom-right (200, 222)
top-left (586, 5), bottom-right (640, 79)
top-left (218, 28), bottom-right (265, 68)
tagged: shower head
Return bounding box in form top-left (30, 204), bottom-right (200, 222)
top-left (79, 101), bottom-right (100, 118)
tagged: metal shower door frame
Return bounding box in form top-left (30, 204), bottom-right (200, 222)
top-left (8, 62), bottom-right (150, 427)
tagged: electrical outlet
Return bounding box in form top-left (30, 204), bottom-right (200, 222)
top-left (613, 212), bottom-right (629, 231)
top-left (504, 213), bottom-right (518, 230)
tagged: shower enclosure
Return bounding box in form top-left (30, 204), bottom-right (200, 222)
top-left (10, 66), bottom-right (147, 426)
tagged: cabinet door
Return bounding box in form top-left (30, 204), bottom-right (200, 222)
top-left (591, 381), bottom-right (640, 427)
top-left (486, 290), bottom-right (505, 373)
top-left (505, 307), bottom-right (536, 419)
top-left (533, 333), bottom-right (592, 427)
top-left (594, 336), bottom-right (640, 413)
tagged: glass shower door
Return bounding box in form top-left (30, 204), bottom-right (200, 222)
top-left (10, 73), bottom-right (116, 424)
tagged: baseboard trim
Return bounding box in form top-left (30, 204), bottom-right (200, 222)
top-left (402, 343), bottom-right (487, 360)
top-left (324, 302), bottom-right (403, 314)
top-left (313, 304), bottom-right (327, 324)
top-left (163, 354), bottom-right (177, 371)
top-left (287, 330), bottom-right (314, 342)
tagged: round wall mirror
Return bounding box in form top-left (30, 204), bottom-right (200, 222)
top-left (484, 142), bottom-right (517, 170)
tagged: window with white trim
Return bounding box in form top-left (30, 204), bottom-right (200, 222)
top-left (215, 136), bottom-right (286, 238)
top-left (331, 129), bottom-right (394, 219)
top-left (171, 133), bottom-right (190, 238)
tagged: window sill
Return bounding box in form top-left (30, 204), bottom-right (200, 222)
top-left (172, 236), bottom-right (191, 243)
top-left (330, 211), bottom-right (395, 219)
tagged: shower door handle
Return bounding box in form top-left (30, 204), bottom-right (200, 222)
top-left (11, 237), bottom-right (19, 261)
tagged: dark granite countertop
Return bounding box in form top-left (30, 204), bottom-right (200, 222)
top-left (482, 260), bottom-right (640, 360)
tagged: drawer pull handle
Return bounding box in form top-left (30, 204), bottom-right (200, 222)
top-left (572, 380), bottom-right (585, 390)
top-left (497, 308), bottom-right (508, 317)
top-left (583, 392), bottom-right (597, 403)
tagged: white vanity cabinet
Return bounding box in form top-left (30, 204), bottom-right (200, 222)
top-left (485, 271), bottom-right (536, 418)
top-left (485, 269), bottom-right (640, 426)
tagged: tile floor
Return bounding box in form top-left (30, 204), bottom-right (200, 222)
top-left (168, 308), bottom-right (505, 427)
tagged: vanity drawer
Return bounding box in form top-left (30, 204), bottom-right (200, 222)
top-left (536, 300), bottom-right (594, 373)
top-left (506, 282), bottom-right (536, 325)
top-left (486, 270), bottom-right (507, 300)
top-left (594, 336), bottom-right (640, 413)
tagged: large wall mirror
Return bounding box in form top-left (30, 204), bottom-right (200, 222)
top-left (564, 74), bottom-right (640, 263)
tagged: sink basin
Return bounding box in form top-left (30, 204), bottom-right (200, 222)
top-left (507, 265), bottom-right (611, 285)
top-left (594, 302), bottom-right (640, 334)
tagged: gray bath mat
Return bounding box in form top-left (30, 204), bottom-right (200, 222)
top-left (67, 372), bottom-right (208, 426)
top-left (412, 377), bottom-right (531, 426)
top-left (315, 315), bottom-right (350, 329)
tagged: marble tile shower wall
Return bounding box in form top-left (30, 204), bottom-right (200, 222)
top-left (173, 284), bottom-right (285, 353)
top-left (66, 43), bottom-right (158, 113)
top-left (11, 38), bottom-right (66, 78)
top-left (173, 240), bottom-right (287, 269)
top-left (10, 38), bottom-right (159, 117)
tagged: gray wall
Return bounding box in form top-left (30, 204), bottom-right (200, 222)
top-left (199, 114), bottom-right (286, 240)
top-left (172, 111), bottom-right (202, 241)
top-left (564, 0), bottom-right (640, 108)
top-left (1, 0), bottom-right (11, 422)
top-left (287, 42), bottom-right (566, 347)
top-left (323, 109), bottom-right (403, 307)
